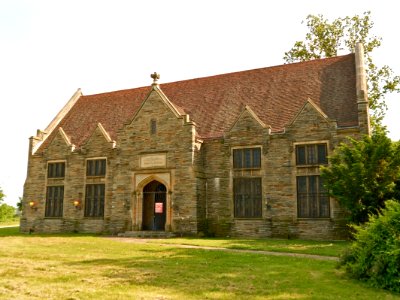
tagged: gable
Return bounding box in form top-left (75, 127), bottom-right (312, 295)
top-left (287, 99), bottom-right (334, 132)
top-left (229, 106), bottom-right (269, 134)
top-left (128, 86), bottom-right (184, 126)
top-left (83, 123), bottom-right (116, 151)
top-left (45, 127), bottom-right (75, 157)
top-left (115, 85), bottom-right (198, 153)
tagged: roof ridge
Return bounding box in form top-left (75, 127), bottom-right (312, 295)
top-left (159, 53), bottom-right (354, 87)
top-left (80, 53), bottom-right (355, 98)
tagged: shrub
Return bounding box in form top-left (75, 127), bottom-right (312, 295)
top-left (339, 200), bottom-right (400, 292)
top-left (321, 131), bottom-right (400, 224)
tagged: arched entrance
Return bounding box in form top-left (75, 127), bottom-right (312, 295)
top-left (142, 180), bottom-right (167, 231)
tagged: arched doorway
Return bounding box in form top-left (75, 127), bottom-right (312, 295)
top-left (142, 180), bottom-right (167, 231)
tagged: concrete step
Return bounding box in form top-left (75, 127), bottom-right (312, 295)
top-left (118, 231), bottom-right (176, 238)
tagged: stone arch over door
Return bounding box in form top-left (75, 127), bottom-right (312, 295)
top-left (133, 173), bottom-right (172, 231)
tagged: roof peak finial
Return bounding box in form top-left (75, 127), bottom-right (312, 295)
top-left (151, 72), bottom-right (160, 85)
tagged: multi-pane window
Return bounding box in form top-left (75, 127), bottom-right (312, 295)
top-left (296, 144), bottom-right (327, 165)
top-left (86, 159), bottom-right (106, 176)
top-left (85, 159), bottom-right (106, 218)
top-left (233, 147), bottom-right (262, 218)
top-left (46, 162), bottom-right (64, 217)
top-left (297, 176), bottom-right (329, 218)
top-left (296, 143), bottom-right (330, 218)
top-left (47, 162), bottom-right (65, 178)
top-left (233, 148), bottom-right (261, 169)
top-left (234, 178), bottom-right (262, 218)
top-left (84, 184), bottom-right (105, 217)
top-left (45, 186), bottom-right (64, 217)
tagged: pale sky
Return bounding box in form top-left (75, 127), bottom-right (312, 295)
top-left (1, 0), bottom-right (399, 206)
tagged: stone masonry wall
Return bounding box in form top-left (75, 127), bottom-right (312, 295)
top-left (202, 103), bottom-right (360, 240)
top-left (22, 87), bottom-right (201, 235)
top-left (21, 125), bottom-right (124, 234)
top-left (22, 88), bottom-right (363, 240)
top-left (116, 88), bottom-right (201, 234)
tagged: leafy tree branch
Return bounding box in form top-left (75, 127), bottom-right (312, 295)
top-left (284, 11), bottom-right (400, 124)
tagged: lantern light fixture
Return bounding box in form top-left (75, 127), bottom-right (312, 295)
top-left (73, 200), bottom-right (81, 209)
top-left (29, 201), bottom-right (38, 210)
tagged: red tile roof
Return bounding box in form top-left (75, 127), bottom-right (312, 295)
top-left (39, 54), bottom-right (358, 151)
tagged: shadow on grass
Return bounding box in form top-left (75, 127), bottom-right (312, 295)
top-left (64, 246), bottom-right (396, 299)
top-left (65, 247), bottom-right (297, 298)
top-left (149, 237), bottom-right (351, 257)
top-left (0, 226), bottom-right (22, 237)
top-left (0, 226), bottom-right (100, 238)
top-left (0, 226), bottom-right (349, 256)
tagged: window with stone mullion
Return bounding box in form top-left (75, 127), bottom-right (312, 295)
top-left (233, 148), bottom-right (261, 169)
top-left (84, 184), bottom-right (105, 218)
top-left (296, 144), bottom-right (327, 165)
top-left (45, 186), bottom-right (64, 217)
top-left (234, 177), bottom-right (262, 218)
top-left (86, 159), bottom-right (106, 177)
top-left (297, 175), bottom-right (329, 218)
top-left (47, 162), bottom-right (65, 178)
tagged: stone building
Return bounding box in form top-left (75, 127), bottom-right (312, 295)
top-left (21, 44), bottom-right (370, 239)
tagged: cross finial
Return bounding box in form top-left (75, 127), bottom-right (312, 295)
top-left (151, 72), bottom-right (160, 85)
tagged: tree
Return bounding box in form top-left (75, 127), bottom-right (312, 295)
top-left (0, 204), bottom-right (15, 222)
top-left (0, 187), bottom-right (16, 222)
top-left (321, 130), bottom-right (400, 223)
top-left (284, 11), bottom-right (400, 124)
top-left (0, 187), bottom-right (4, 203)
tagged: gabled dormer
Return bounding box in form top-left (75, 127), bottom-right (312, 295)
top-left (286, 98), bottom-right (335, 132)
top-left (228, 105), bottom-right (270, 135)
top-left (81, 123), bottom-right (116, 155)
top-left (44, 127), bottom-right (76, 158)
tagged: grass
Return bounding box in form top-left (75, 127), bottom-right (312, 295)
top-left (0, 227), bottom-right (399, 299)
top-left (141, 237), bottom-right (350, 257)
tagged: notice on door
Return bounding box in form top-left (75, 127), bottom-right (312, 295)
top-left (155, 202), bottom-right (163, 213)
top-left (140, 153), bottom-right (166, 168)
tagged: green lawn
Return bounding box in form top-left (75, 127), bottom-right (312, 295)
top-left (0, 227), bottom-right (398, 299)
top-left (141, 237), bottom-right (349, 257)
